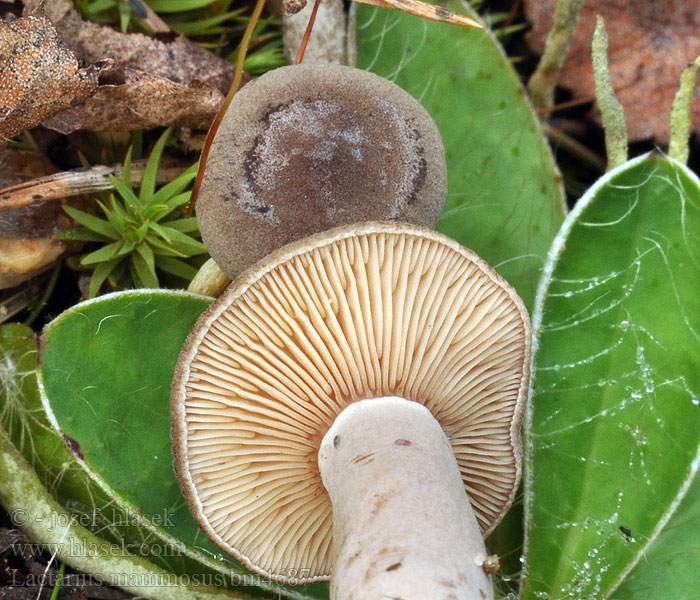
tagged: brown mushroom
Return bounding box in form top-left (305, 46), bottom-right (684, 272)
top-left (171, 222), bottom-right (529, 599)
top-left (194, 64), bottom-right (447, 281)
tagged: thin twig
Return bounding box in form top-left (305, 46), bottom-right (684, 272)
top-left (23, 263), bottom-right (61, 327)
top-left (0, 157), bottom-right (189, 211)
top-left (186, 0), bottom-right (266, 216)
top-left (540, 121), bottom-right (606, 172)
top-left (295, 0), bottom-right (323, 64)
top-left (0, 280), bottom-right (42, 324)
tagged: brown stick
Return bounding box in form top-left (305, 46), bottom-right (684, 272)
top-left (295, 0), bottom-right (323, 64)
top-left (0, 156), bottom-right (190, 211)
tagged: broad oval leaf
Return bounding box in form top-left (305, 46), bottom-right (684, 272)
top-left (0, 323), bottom-right (248, 598)
top-left (610, 468), bottom-right (700, 599)
top-left (522, 154), bottom-right (700, 599)
top-left (0, 323), bottom-right (129, 532)
top-left (37, 290), bottom-right (325, 600)
top-left (355, 0), bottom-right (566, 310)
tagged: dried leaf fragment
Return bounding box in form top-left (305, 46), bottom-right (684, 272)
top-left (23, 0), bottom-right (235, 94)
top-left (0, 204), bottom-right (71, 289)
top-left (0, 148), bottom-right (78, 289)
top-left (283, 0), bottom-right (308, 16)
top-left (525, 0), bottom-right (700, 143)
top-left (0, 14), bottom-right (100, 143)
top-left (19, 0), bottom-right (243, 133)
top-left (44, 67), bottom-right (226, 133)
top-left (355, 0), bottom-right (481, 27)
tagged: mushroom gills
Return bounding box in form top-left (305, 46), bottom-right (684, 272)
top-left (318, 397), bottom-right (493, 600)
top-left (172, 223), bottom-right (529, 591)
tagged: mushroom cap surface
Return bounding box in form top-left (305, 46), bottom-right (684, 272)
top-left (195, 64), bottom-right (447, 278)
top-left (171, 222), bottom-right (530, 582)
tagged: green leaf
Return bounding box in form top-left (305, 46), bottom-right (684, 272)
top-left (110, 174), bottom-right (141, 214)
top-left (117, 237), bottom-right (138, 256)
top-left (137, 241), bottom-right (156, 273)
top-left (610, 469), bottom-right (700, 599)
top-left (147, 0), bottom-right (219, 12)
top-left (118, 1), bottom-right (131, 32)
top-left (355, 2), bottom-right (566, 311)
top-left (55, 228), bottom-right (112, 243)
top-left (145, 192), bottom-right (191, 221)
top-left (122, 144), bottom-right (134, 188)
top-left (0, 325), bottom-right (179, 582)
top-left (163, 216), bottom-right (199, 233)
top-left (134, 219), bottom-right (151, 242)
top-left (64, 205), bottom-right (120, 240)
top-left (37, 290), bottom-right (325, 600)
top-left (0, 424), bottom-right (259, 600)
top-left (147, 235), bottom-right (189, 257)
top-left (97, 198), bottom-right (128, 233)
top-left (85, 0), bottom-right (117, 15)
top-left (242, 40), bottom-right (285, 76)
top-left (155, 256), bottom-right (199, 280)
top-left (106, 259), bottom-right (128, 288)
top-left (150, 222), bottom-right (208, 255)
top-left (81, 241), bottom-right (124, 265)
top-left (133, 244), bottom-right (159, 287)
top-left (106, 191), bottom-right (132, 221)
top-left (140, 127), bottom-right (173, 206)
top-left (522, 154), bottom-right (700, 599)
top-left (165, 191), bottom-right (194, 210)
top-left (0, 325), bottom-right (53, 466)
top-left (168, 10), bottom-right (244, 36)
top-left (143, 203), bottom-right (171, 221)
top-left (88, 257), bottom-right (122, 298)
top-left (151, 163), bottom-right (197, 205)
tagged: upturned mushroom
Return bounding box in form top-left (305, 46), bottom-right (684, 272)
top-left (193, 64), bottom-right (447, 281)
top-left (171, 222), bottom-right (530, 599)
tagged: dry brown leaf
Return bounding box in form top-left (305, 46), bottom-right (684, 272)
top-left (23, 0), bottom-right (234, 93)
top-left (0, 148), bottom-right (78, 289)
top-left (0, 204), bottom-right (71, 289)
top-left (526, 0), bottom-right (700, 143)
top-left (0, 14), bottom-right (100, 143)
top-left (45, 67), bottom-right (226, 133)
top-left (21, 0), bottom-right (243, 133)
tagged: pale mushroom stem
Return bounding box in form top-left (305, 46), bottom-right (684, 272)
top-left (318, 397), bottom-right (494, 600)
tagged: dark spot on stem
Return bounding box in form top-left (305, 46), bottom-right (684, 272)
top-left (63, 434), bottom-right (84, 460)
top-left (345, 549), bottom-right (360, 566)
top-left (333, 435), bottom-right (340, 448)
top-left (385, 562), bottom-right (402, 572)
top-left (36, 334), bottom-right (44, 366)
top-left (128, 0), bottom-right (148, 18)
top-left (394, 438), bottom-right (411, 446)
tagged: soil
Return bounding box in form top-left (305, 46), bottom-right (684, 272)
top-left (0, 505), bottom-right (133, 600)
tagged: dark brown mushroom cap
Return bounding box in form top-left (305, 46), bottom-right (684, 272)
top-left (171, 222), bottom-right (530, 583)
top-left (195, 64), bottom-right (447, 278)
